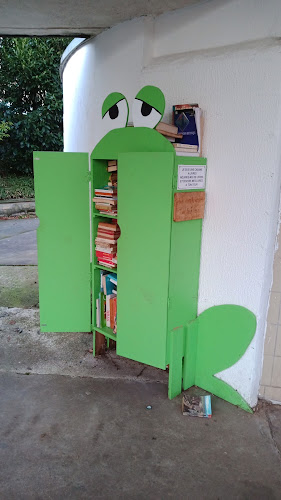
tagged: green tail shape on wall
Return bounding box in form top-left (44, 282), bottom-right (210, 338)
top-left (168, 305), bottom-right (256, 412)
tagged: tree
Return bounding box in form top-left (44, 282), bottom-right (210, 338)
top-left (0, 121), bottom-right (11, 141)
top-left (0, 37), bottom-right (72, 175)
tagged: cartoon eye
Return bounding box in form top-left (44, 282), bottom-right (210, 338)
top-left (101, 92), bottom-right (129, 136)
top-left (132, 85), bottom-right (165, 129)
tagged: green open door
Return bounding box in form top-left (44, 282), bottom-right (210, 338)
top-left (117, 152), bottom-right (174, 369)
top-left (34, 152), bottom-right (91, 332)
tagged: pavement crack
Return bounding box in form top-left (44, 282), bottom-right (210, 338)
top-left (265, 408), bottom-right (281, 461)
top-left (137, 366), bottom-right (146, 377)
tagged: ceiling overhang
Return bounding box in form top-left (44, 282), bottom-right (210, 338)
top-left (0, 0), bottom-right (210, 37)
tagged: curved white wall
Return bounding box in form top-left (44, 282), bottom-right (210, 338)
top-left (63, 0), bottom-right (281, 407)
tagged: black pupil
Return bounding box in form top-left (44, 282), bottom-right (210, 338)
top-left (109, 104), bottom-right (119, 119)
top-left (141, 101), bottom-right (152, 116)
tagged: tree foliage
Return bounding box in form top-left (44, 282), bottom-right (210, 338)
top-left (0, 37), bottom-right (72, 175)
top-left (0, 121), bottom-right (11, 141)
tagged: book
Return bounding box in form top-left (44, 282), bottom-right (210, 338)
top-left (93, 197), bottom-right (117, 205)
top-left (108, 160), bottom-right (117, 167)
top-left (110, 297), bottom-right (115, 329)
top-left (157, 129), bottom-right (183, 140)
top-left (96, 241), bottom-right (117, 248)
top-left (100, 292), bottom-right (106, 327)
top-left (173, 146), bottom-right (198, 153)
top-left (96, 246), bottom-right (117, 254)
top-left (95, 187), bottom-right (117, 194)
top-left (106, 294), bottom-right (115, 327)
top-left (173, 106), bottom-right (199, 146)
top-left (94, 204), bottom-right (115, 211)
top-left (173, 104), bottom-right (203, 155)
top-left (99, 211), bottom-right (118, 215)
top-left (182, 394), bottom-right (212, 418)
top-left (156, 121), bottom-right (178, 135)
top-left (174, 103), bottom-right (198, 110)
top-left (97, 227), bottom-right (120, 235)
top-left (97, 233), bottom-right (119, 241)
top-left (98, 260), bottom-right (117, 268)
top-left (96, 297), bottom-right (101, 327)
top-left (107, 165), bottom-right (117, 172)
top-left (98, 222), bottom-right (119, 232)
top-left (175, 152), bottom-right (199, 157)
top-left (95, 192), bottom-right (117, 198)
top-left (96, 251), bottom-right (117, 261)
top-left (112, 297), bottom-right (117, 334)
top-left (173, 143), bottom-right (198, 150)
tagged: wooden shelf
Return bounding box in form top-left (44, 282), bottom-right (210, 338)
top-left (94, 326), bottom-right (117, 341)
top-left (93, 212), bottom-right (118, 219)
top-left (93, 264), bottom-right (117, 274)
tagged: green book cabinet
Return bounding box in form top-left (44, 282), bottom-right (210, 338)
top-left (34, 143), bottom-right (206, 396)
top-left (34, 86), bottom-right (256, 411)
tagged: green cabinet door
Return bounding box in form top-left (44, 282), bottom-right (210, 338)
top-left (34, 151), bottom-right (91, 332)
top-left (117, 152), bottom-right (174, 369)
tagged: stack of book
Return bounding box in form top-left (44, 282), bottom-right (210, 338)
top-left (156, 122), bottom-right (183, 142)
top-left (96, 270), bottom-right (117, 333)
top-left (95, 221), bottom-right (119, 268)
top-left (173, 143), bottom-right (199, 155)
top-left (107, 160), bottom-right (117, 173)
top-left (93, 185), bottom-right (117, 216)
top-left (173, 103), bottom-right (203, 156)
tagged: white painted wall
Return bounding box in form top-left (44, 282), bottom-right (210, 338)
top-left (62, 0), bottom-right (281, 407)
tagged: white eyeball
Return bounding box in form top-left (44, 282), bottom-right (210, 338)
top-left (132, 98), bottom-right (162, 128)
top-left (101, 98), bottom-right (128, 137)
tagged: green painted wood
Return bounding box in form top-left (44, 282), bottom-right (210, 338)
top-left (182, 319), bottom-right (197, 389)
top-left (95, 326), bottom-right (117, 341)
top-left (117, 152), bottom-right (174, 369)
top-left (167, 219), bottom-right (202, 341)
top-left (33, 151), bottom-right (91, 332)
top-left (167, 157), bottom-right (206, 362)
top-left (93, 212), bottom-right (117, 219)
top-left (94, 264), bottom-right (118, 274)
top-left (91, 127), bottom-right (174, 160)
top-left (182, 305), bottom-right (256, 411)
top-left (168, 326), bottom-right (185, 399)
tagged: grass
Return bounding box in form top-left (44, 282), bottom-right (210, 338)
top-left (0, 176), bottom-right (34, 200)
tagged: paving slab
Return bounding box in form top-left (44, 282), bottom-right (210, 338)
top-left (0, 218), bottom-right (39, 265)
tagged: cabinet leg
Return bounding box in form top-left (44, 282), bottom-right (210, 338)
top-left (95, 331), bottom-right (106, 355)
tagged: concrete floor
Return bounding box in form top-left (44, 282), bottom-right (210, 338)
top-left (1, 218), bottom-right (281, 499)
top-left (1, 373), bottom-right (281, 500)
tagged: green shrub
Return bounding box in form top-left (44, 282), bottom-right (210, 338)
top-left (0, 37), bottom-right (72, 176)
top-left (0, 176), bottom-right (34, 200)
